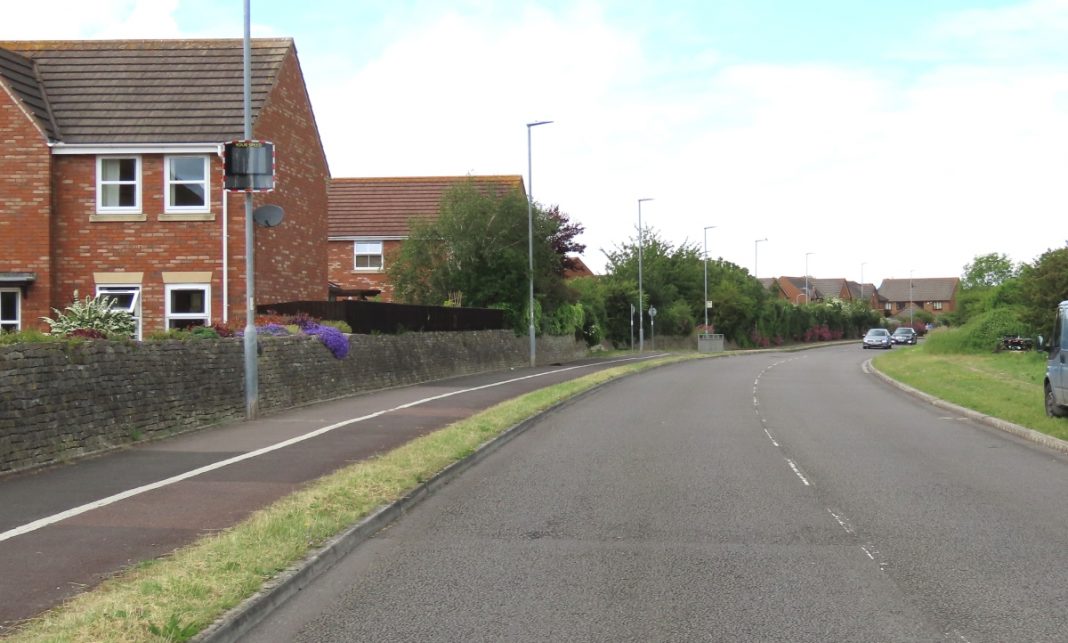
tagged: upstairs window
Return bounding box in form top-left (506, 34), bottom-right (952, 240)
top-left (97, 156), bottom-right (141, 213)
top-left (165, 156), bottom-right (210, 212)
top-left (0, 289), bottom-right (19, 332)
top-left (354, 241), bottom-right (384, 271)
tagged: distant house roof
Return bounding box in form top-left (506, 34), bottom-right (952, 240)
top-left (563, 256), bottom-right (595, 279)
top-left (328, 175), bottom-right (526, 238)
top-left (878, 277), bottom-right (959, 302)
top-left (0, 38), bottom-right (292, 143)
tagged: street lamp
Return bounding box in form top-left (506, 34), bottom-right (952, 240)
top-left (860, 262), bottom-right (867, 305)
top-left (703, 226), bottom-right (716, 330)
top-left (637, 197), bottom-right (653, 352)
top-left (754, 237), bottom-right (767, 279)
top-left (526, 119), bottom-right (552, 368)
top-left (804, 252), bottom-right (815, 304)
top-left (909, 269), bottom-right (914, 328)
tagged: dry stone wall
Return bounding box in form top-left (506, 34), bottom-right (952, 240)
top-left (0, 331), bottom-right (587, 475)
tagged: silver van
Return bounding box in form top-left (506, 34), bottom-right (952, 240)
top-left (1044, 300), bottom-right (1068, 417)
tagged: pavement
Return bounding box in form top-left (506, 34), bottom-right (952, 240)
top-left (0, 355), bottom-right (652, 634)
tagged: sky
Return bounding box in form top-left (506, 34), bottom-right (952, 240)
top-left (4, 0), bottom-right (1068, 286)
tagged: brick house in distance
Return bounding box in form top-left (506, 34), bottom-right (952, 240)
top-left (327, 176), bottom-right (525, 302)
top-left (0, 39), bottom-right (329, 337)
top-left (877, 277), bottom-right (960, 318)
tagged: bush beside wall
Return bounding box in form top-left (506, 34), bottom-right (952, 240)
top-left (0, 330), bottom-right (587, 475)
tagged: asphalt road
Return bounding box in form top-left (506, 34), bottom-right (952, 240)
top-left (0, 356), bottom-right (646, 631)
top-left (246, 345), bottom-right (1068, 643)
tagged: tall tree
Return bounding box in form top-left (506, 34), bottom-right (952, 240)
top-left (962, 252), bottom-right (1018, 289)
top-left (387, 182), bottom-right (578, 329)
top-left (1017, 246), bottom-right (1068, 334)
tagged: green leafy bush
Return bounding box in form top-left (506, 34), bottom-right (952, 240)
top-left (923, 307), bottom-right (1030, 354)
top-left (41, 293), bottom-right (135, 338)
top-left (320, 319), bottom-right (353, 334)
top-left (0, 329), bottom-right (55, 345)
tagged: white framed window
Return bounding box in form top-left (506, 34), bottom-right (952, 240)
top-left (165, 155), bottom-right (210, 212)
top-left (97, 156), bottom-right (142, 213)
top-left (165, 284), bottom-right (211, 329)
top-left (933, 301), bottom-right (944, 311)
top-left (354, 241), bottom-right (384, 271)
top-left (0, 289), bottom-right (20, 332)
top-left (96, 285), bottom-right (142, 340)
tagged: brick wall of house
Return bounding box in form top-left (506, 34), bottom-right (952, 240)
top-left (327, 239), bottom-right (400, 301)
top-left (45, 46), bottom-right (329, 333)
top-left (50, 153), bottom-right (229, 333)
top-left (0, 84), bottom-right (52, 330)
top-left (245, 47), bottom-right (330, 311)
top-left (0, 331), bottom-right (588, 475)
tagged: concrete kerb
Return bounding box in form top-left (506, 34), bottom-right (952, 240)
top-left (864, 359), bottom-right (1068, 457)
top-left (194, 356), bottom-right (687, 643)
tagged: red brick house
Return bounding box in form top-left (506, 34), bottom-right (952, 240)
top-left (327, 176), bottom-right (525, 302)
top-left (878, 277), bottom-right (959, 317)
top-left (768, 276), bottom-right (881, 308)
top-left (0, 39), bottom-right (329, 337)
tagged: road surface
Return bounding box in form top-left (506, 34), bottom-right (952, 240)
top-left (246, 345), bottom-right (1068, 642)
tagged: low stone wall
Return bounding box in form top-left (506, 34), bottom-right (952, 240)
top-left (0, 331), bottom-right (587, 475)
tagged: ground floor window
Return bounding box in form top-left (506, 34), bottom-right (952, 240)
top-left (96, 285), bottom-right (142, 339)
top-left (0, 289), bottom-right (19, 332)
top-left (166, 284), bottom-right (211, 329)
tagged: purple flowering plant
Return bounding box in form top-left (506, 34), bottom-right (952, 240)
top-left (301, 322), bottom-right (349, 359)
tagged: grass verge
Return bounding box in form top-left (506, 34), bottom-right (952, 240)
top-left (5, 353), bottom-right (700, 643)
top-left (872, 346), bottom-right (1068, 442)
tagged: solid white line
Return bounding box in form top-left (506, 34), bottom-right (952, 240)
top-left (1, 355), bottom-right (659, 544)
top-left (785, 458), bottom-right (810, 486)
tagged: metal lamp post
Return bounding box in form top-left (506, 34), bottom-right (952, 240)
top-left (860, 262), bottom-right (866, 305)
top-left (754, 237), bottom-right (767, 279)
top-left (637, 198), bottom-right (653, 352)
top-left (804, 252), bottom-right (815, 304)
top-left (526, 120), bottom-right (552, 368)
top-left (241, 0), bottom-right (258, 419)
top-left (703, 225), bottom-right (716, 330)
top-left (909, 269), bottom-right (914, 327)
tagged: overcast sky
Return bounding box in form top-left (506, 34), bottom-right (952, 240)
top-left (4, 0), bottom-right (1067, 286)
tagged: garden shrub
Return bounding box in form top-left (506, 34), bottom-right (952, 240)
top-left (41, 293), bottom-right (136, 338)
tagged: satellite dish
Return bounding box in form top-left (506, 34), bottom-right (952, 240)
top-left (252, 204), bottom-right (284, 228)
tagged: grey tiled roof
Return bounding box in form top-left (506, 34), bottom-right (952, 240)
top-left (328, 176), bottom-right (526, 238)
top-left (0, 47), bottom-right (58, 139)
top-left (0, 39), bottom-right (291, 143)
top-left (878, 277), bottom-right (959, 301)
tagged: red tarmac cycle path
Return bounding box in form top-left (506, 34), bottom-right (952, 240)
top-left (0, 357), bottom-right (643, 631)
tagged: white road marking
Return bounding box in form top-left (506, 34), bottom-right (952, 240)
top-left (785, 458), bottom-right (810, 486)
top-left (1, 355), bottom-right (658, 544)
top-left (827, 508), bottom-right (855, 534)
top-left (860, 545), bottom-right (876, 560)
top-left (763, 428), bottom-right (779, 447)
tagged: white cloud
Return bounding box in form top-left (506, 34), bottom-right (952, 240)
top-left (0, 0), bottom-right (182, 39)
top-left (2, 0), bottom-right (1067, 285)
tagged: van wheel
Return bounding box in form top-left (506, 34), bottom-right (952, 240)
top-left (1045, 383), bottom-right (1067, 418)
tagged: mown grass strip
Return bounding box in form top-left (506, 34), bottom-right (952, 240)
top-left (5, 353), bottom-right (699, 643)
top-left (873, 347), bottom-right (1068, 442)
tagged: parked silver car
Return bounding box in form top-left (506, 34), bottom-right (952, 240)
top-left (862, 328), bottom-right (893, 349)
